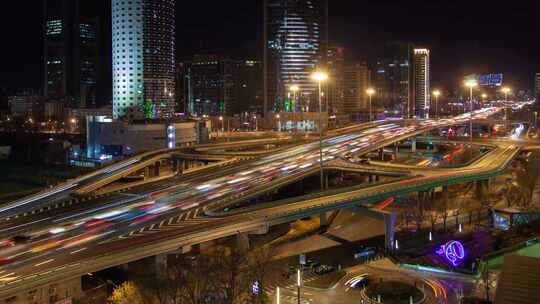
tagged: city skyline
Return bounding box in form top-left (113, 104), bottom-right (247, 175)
top-left (0, 1), bottom-right (539, 96)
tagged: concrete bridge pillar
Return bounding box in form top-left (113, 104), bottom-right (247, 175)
top-left (236, 232), bottom-right (250, 252)
top-left (378, 148), bottom-right (384, 161)
top-left (144, 166), bottom-right (152, 179)
top-left (320, 211), bottom-right (329, 227)
top-left (411, 138), bottom-right (417, 153)
top-left (153, 161), bottom-right (161, 177)
top-left (394, 142), bottom-right (399, 160)
top-left (155, 253), bottom-right (167, 277)
top-left (384, 212), bottom-right (397, 251)
top-left (475, 180), bottom-right (489, 200)
top-left (171, 159), bottom-right (179, 172)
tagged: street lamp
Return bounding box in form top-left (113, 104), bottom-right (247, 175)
top-left (219, 116), bottom-right (224, 133)
top-left (297, 269), bottom-right (302, 304)
top-left (465, 79), bottom-right (478, 143)
top-left (290, 85), bottom-right (300, 133)
top-left (253, 115), bottom-right (258, 132)
top-left (432, 90), bottom-right (441, 119)
top-left (366, 88), bottom-right (375, 122)
top-left (276, 114), bottom-right (281, 132)
top-left (312, 71), bottom-right (328, 190)
top-left (535, 111), bottom-right (538, 127)
top-left (501, 87), bottom-right (511, 130)
top-left (481, 93), bottom-right (488, 103)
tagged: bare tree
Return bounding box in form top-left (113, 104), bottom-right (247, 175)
top-left (248, 246), bottom-right (279, 304)
top-left (211, 246), bottom-right (251, 304)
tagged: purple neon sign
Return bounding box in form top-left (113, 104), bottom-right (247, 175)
top-left (436, 240), bottom-right (466, 266)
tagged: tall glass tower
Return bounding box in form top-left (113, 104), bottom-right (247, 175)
top-left (112, 0), bottom-right (175, 119)
top-left (44, 0), bottom-right (100, 108)
top-left (409, 48), bottom-right (431, 118)
top-left (264, 0), bottom-right (328, 116)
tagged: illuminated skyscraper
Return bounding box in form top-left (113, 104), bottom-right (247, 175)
top-left (112, 0), bottom-right (175, 119)
top-left (409, 48), bottom-right (431, 118)
top-left (535, 72), bottom-right (540, 103)
top-left (264, 0), bottom-right (328, 116)
top-left (43, 0), bottom-right (102, 108)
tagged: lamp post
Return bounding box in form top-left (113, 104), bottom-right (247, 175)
top-left (290, 85), bottom-right (300, 133)
top-left (502, 87), bottom-right (511, 131)
top-left (276, 114), bottom-right (281, 132)
top-left (276, 287), bottom-right (280, 304)
top-left (219, 116), bottom-right (224, 133)
top-left (253, 115), bottom-right (258, 131)
top-left (297, 269), bottom-right (302, 304)
top-left (432, 90), bottom-right (441, 119)
top-left (312, 72), bottom-right (328, 191)
top-left (465, 80), bottom-right (478, 144)
top-left (535, 111), bottom-right (538, 128)
top-left (366, 88), bottom-right (375, 122)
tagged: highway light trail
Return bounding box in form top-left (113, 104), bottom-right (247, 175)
top-left (0, 108), bottom-right (502, 281)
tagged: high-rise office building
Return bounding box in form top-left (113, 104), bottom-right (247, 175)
top-left (535, 72), bottom-right (540, 103)
top-left (343, 62), bottom-right (371, 113)
top-left (264, 0), bottom-right (328, 116)
top-left (44, 0), bottom-right (103, 108)
top-left (233, 60), bottom-right (264, 114)
top-left (372, 42), bottom-right (411, 113)
top-left (112, 0), bottom-right (175, 119)
top-left (327, 46), bottom-right (345, 114)
top-left (187, 55), bottom-right (236, 116)
top-left (409, 48), bottom-right (431, 118)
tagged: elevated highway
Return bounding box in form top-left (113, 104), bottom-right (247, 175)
top-left (0, 107), bottom-right (527, 298)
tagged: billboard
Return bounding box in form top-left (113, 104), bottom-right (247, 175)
top-left (478, 74), bottom-right (503, 86)
top-left (464, 74), bottom-right (503, 87)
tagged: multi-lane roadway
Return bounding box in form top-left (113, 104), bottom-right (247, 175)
top-left (0, 108), bottom-right (509, 296)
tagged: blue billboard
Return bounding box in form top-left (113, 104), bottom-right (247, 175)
top-left (478, 74), bottom-right (503, 86)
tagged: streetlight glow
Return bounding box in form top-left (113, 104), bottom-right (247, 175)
top-left (289, 85), bottom-right (300, 92)
top-left (465, 79), bottom-right (478, 88)
top-left (311, 71), bottom-right (329, 191)
top-left (366, 88), bottom-right (375, 122)
top-left (311, 72), bottom-right (328, 81)
top-left (432, 90), bottom-right (441, 119)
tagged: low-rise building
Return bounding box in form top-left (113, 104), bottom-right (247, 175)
top-left (83, 118), bottom-right (210, 164)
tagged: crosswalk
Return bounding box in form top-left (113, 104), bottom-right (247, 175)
top-left (263, 271), bottom-right (322, 304)
top-left (117, 207), bottom-right (213, 240)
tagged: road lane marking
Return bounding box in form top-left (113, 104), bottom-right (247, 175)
top-left (34, 259), bottom-right (55, 267)
top-left (70, 247), bottom-right (87, 254)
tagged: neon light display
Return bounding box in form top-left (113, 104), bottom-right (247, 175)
top-left (436, 240), bottom-right (466, 266)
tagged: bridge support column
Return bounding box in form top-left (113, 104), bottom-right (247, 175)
top-left (155, 253), bottom-right (167, 277)
top-left (172, 159), bottom-right (179, 172)
top-left (379, 148), bottom-right (384, 161)
top-left (236, 232), bottom-right (250, 252)
top-left (394, 142), bottom-right (399, 160)
top-left (153, 161), bottom-right (161, 176)
top-left (320, 211), bottom-right (329, 227)
top-left (384, 212), bottom-right (397, 251)
top-left (144, 167), bottom-right (151, 179)
top-left (411, 138), bottom-right (417, 153)
top-left (475, 180), bottom-right (489, 200)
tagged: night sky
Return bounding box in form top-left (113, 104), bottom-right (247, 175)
top-left (0, 0), bottom-right (539, 95)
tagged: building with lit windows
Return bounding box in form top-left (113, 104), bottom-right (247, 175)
top-left (343, 62), bottom-right (371, 113)
top-left (43, 0), bottom-right (103, 108)
top-left (327, 46), bottom-right (345, 114)
top-left (409, 48), bottom-right (431, 118)
top-left (263, 0), bottom-right (328, 116)
top-left (112, 0), bottom-right (176, 119)
top-left (372, 42), bottom-right (412, 114)
top-left (535, 72), bottom-right (540, 103)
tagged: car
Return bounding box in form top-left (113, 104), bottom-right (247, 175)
top-left (0, 257), bottom-right (12, 266)
top-left (314, 265), bottom-right (334, 275)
